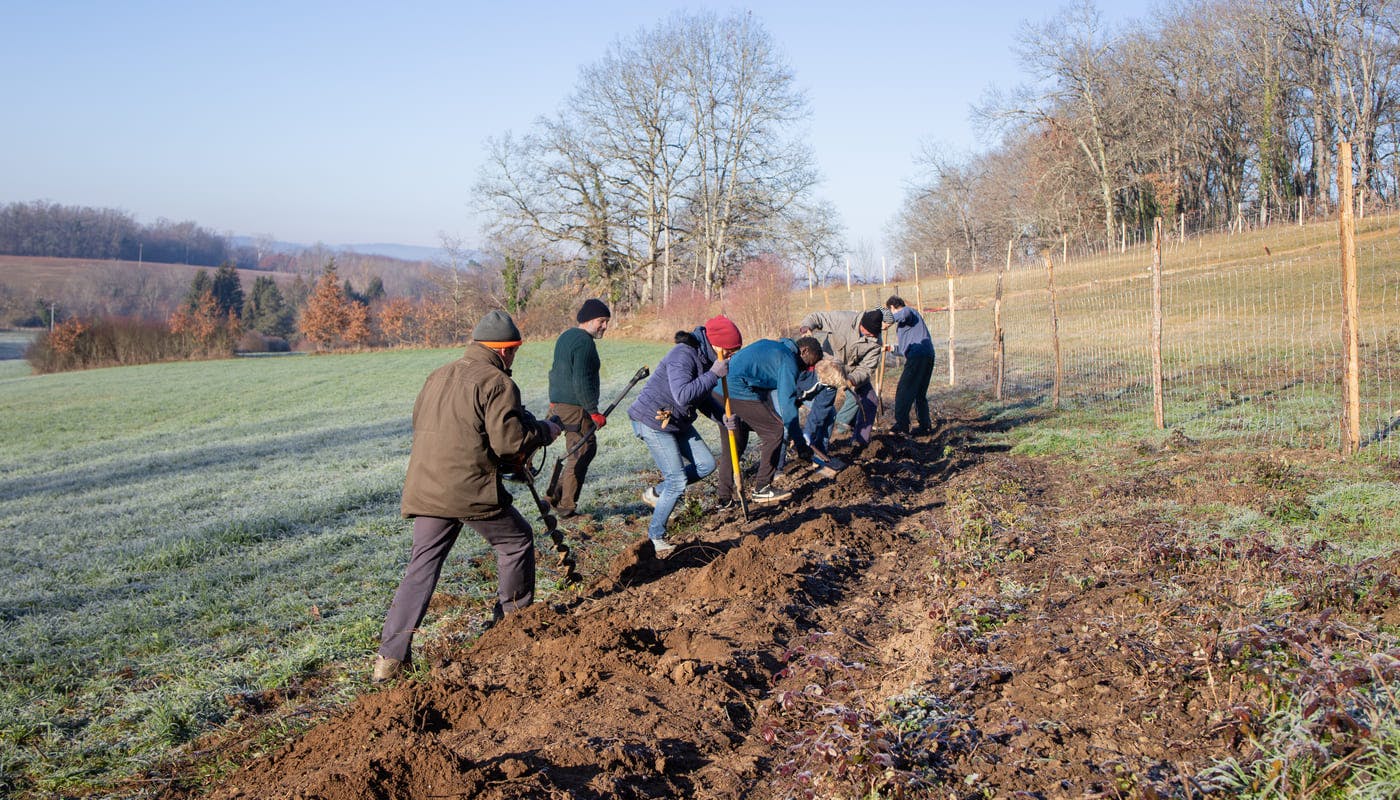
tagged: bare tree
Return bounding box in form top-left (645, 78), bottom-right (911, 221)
top-left (990, 0), bottom-right (1128, 244)
top-left (674, 12), bottom-right (818, 296)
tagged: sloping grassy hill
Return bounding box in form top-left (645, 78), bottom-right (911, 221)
top-left (0, 339), bottom-right (669, 796)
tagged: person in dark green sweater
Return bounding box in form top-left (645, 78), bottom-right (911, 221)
top-left (547, 298), bottom-right (610, 516)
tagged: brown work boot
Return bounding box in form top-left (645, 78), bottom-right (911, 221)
top-left (371, 654), bottom-right (407, 683)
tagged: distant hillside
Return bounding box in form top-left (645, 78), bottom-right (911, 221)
top-left (228, 237), bottom-right (456, 263)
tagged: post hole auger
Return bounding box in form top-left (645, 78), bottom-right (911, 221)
top-left (503, 429), bottom-right (584, 586)
top-left (517, 457), bottom-right (584, 587)
top-left (545, 366), bottom-right (651, 501)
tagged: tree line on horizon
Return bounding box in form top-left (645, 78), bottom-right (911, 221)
top-left (0, 200), bottom-right (258, 268)
top-left (893, 0), bottom-right (1400, 269)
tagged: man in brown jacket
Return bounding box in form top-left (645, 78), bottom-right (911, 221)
top-left (373, 310), bottom-right (561, 682)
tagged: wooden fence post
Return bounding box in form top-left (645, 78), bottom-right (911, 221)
top-left (1339, 141), bottom-right (1362, 456)
top-left (1151, 217), bottom-right (1165, 430)
top-left (913, 252), bottom-right (922, 312)
top-left (994, 240), bottom-right (1009, 401)
top-left (1045, 253), bottom-right (1062, 410)
top-left (946, 248), bottom-right (956, 387)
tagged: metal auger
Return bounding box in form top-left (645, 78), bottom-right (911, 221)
top-left (516, 450), bottom-right (583, 587)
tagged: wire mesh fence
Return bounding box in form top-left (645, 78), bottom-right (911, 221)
top-left (795, 215), bottom-right (1400, 459)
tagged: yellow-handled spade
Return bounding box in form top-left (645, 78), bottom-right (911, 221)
top-left (719, 352), bottom-right (749, 522)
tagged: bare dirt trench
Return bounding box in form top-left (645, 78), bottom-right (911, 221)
top-left (193, 408), bottom-right (1399, 800)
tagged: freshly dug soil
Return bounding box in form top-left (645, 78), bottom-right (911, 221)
top-left (197, 411), bottom-right (1399, 799)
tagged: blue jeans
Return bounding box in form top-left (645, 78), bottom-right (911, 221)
top-left (632, 420), bottom-right (716, 540)
top-left (805, 383), bottom-right (878, 450)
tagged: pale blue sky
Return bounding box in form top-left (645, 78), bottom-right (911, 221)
top-left (1, 1), bottom-right (1154, 256)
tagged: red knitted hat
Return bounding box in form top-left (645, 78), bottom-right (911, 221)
top-left (705, 315), bottom-right (742, 350)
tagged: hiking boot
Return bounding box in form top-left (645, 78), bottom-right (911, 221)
top-left (371, 654), bottom-right (407, 683)
top-left (650, 537), bottom-right (675, 556)
top-left (641, 486), bottom-right (660, 508)
top-left (750, 484), bottom-right (792, 504)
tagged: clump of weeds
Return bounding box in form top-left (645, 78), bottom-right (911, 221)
top-left (758, 632), bottom-right (977, 798)
top-left (1195, 615), bottom-right (1400, 799)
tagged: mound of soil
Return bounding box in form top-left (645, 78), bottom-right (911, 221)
top-left (197, 413), bottom-right (1400, 799)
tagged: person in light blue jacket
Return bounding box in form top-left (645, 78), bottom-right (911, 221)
top-left (714, 336), bottom-right (822, 506)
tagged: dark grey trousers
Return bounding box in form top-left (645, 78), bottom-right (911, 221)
top-left (893, 353), bottom-right (935, 432)
top-left (377, 509), bottom-right (535, 662)
top-left (715, 394), bottom-right (786, 499)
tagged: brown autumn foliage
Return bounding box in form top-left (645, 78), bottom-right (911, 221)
top-left (298, 269), bottom-right (356, 350)
top-left (47, 318), bottom-right (87, 355)
top-left (377, 297), bottom-right (417, 345)
top-left (344, 302), bottom-right (372, 348)
top-left (168, 290), bottom-right (240, 358)
top-left (725, 255), bottom-right (795, 342)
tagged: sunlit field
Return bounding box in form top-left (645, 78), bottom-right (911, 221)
top-left (0, 339), bottom-right (669, 795)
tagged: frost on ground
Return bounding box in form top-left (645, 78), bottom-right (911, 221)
top-left (153, 407), bottom-right (1400, 800)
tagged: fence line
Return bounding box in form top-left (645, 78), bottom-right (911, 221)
top-left (796, 216), bottom-right (1400, 459)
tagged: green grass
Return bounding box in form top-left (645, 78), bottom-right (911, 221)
top-left (0, 338), bottom-right (668, 796)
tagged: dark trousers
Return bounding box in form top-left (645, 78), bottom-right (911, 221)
top-left (715, 394), bottom-right (785, 499)
top-left (893, 353), bottom-right (935, 432)
top-left (378, 509), bottom-right (535, 662)
top-left (548, 403), bottom-right (597, 514)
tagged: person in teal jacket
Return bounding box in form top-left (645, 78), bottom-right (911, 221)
top-left (714, 336), bottom-right (822, 505)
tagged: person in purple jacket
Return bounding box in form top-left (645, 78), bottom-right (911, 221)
top-left (627, 315), bottom-right (743, 554)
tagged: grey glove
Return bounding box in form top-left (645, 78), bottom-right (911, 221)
top-left (881, 308), bottom-right (895, 325)
top-left (709, 357), bottom-right (729, 378)
top-left (723, 414), bottom-right (738, 431)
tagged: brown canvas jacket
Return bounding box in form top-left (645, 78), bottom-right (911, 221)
top-left (799, 310), bottom-right (882, 387)
top-left (401, 343), bottom-right (551, 520)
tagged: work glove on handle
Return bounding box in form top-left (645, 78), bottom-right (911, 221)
top-left (590, 412), bottom-right (607, 429)
top-left (881, 308), bottom-right (895, 326)
top-left (709, 357), bottom-right (729, 378)
top-left (723, 414), bottom-right (738, 431)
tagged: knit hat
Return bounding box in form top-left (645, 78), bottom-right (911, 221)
top-left (576, 298), bottom-right (611, 324)
top-left (471, 309), bottom-right (523, 347)
top-left (860, 309), bottom-right (885, 336)
top-left (705, 314), bottom-right (742, 351)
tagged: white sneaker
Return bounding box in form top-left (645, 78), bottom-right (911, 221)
top-left (650, 538), bottom-right (675, 555)
top-left (641, 486), bottom-right (661, 508)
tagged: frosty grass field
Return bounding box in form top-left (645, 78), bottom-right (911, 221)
top-left (0, 339), bottom-right (669, 793)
